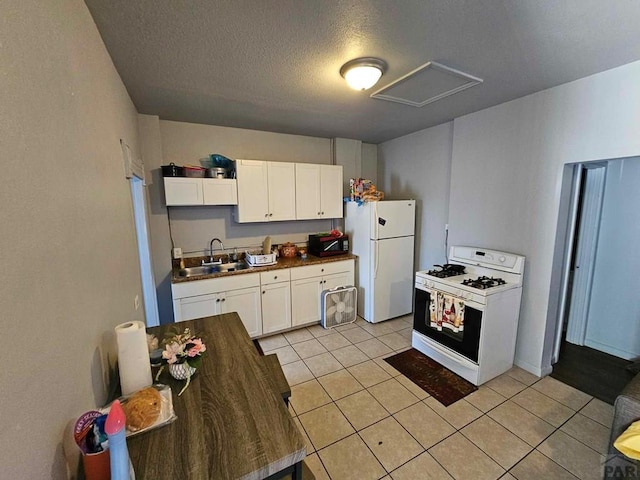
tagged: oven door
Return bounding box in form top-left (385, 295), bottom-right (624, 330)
top-left (413, 287), bottom-right (482, 363)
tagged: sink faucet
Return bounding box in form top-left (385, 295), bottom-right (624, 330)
top-left (204, 238), bottom-right (225, 265)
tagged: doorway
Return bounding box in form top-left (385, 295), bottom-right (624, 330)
top-left (131, 176), bottom-right (160, 327)
top-left (550, 158), bottom-right (640, 402)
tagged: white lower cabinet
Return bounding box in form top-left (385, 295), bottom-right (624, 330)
top-left (224, 287), bottom-right (262, 337)
top-left (291, 277), bottom-right (323, 327)
top-left (172, 260), bottom-right (353, 337)
top-left (261, 282), bottom-right (292, 334)
top-left (290, 260), bottom-right (355, 327)
top-left (172, 273), bottom-right (262, 337)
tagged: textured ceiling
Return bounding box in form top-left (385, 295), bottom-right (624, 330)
top-left (84, 0), bottom-right (640, 143)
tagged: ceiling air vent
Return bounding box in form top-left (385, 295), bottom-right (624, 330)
top-left (370, 61), bottom-right (483, 107)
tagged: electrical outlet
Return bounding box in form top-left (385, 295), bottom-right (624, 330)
top-left (173, 247), bottom-right (183, 258)
top-left (134, 294), bottom-right (140, 310)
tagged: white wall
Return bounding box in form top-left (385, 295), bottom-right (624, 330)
top-left (378, 122), bottom-right (454, 270)
top-left (449, 61), bottom-right (640, 375)
top-left (0, 1), bottom-right (142, 478)
top-left (585, 157), bottom-right (640, 359)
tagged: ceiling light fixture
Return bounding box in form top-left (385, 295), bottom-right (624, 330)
top-left (340, 57), bottom-right (387, 91)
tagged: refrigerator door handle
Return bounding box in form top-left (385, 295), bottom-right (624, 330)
top-left (374, 202), bottom-right (379, 240)
top-left (373, 241), bottom-right (378, 279)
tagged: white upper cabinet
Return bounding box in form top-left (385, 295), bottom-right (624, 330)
top-left (164, 177), bottom-right (203, 206)
top-left (267, 161), bottom-right (296, 221)
top-left (320, 165), bottom-right (343, 219)
top-left (169, 159), bottom-right (342, 221)
top-left (295, 164), bottom-right (343, 220)
top-left (235, 159), bottom-right (296, 223)
top-left (235, 160), bottom-right (269, 221)
top-left (202, 179), bottom-right (238, 205)
top-left (164, 178), bottom-right (237, 206)
top-left (295, 164), bottom-right (321, 220)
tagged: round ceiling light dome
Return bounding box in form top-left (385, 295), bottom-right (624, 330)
top-left (340, 57), bottom-right (387, 91)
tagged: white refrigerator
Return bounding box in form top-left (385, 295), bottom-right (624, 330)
top-left (345, 200), bottom-right (416, 323)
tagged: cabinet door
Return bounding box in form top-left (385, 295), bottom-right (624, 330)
top-left (320, 165), bottom-right (343, 218)
top-left (177, 293), bottom-right (221, 322)
top-left (295, 163), bottom-right (321, 220)
top-left (323, 272), bottom-right (352, 291)
top-left (291, 276), bottom-right (322, 327)
top-left (164, 178), bottom-right (204, 206)
top-left (267, 162), bottom-right (296, 221)
top-left (235, 160), bottom-right (269, 222)
top-left (261, 282), bottom-right (292, 334)
top-left (222, 286), bottom-right (263, 337)
top-left (202, 179), bottom-right (238, 205)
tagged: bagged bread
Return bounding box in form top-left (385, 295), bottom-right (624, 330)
top-left (122, 386), bottom-right (162, 432)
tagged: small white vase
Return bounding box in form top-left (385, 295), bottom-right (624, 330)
top-left (168, 362), bottom-right (196, 380)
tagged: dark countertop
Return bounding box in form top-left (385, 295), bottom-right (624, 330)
top-left (129, 313), bottom-right (306, 479)
top-left (171, 253), bottom-right (357, 284)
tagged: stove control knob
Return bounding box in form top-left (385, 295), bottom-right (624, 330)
top-left (499, 256), bottom-right (506, 263)
top-left (426, 280), bottom-right (434, 288)
top-left (466, 292), bottom-right (473, 300)
top-left (456, 289), bottom-right (463, 297)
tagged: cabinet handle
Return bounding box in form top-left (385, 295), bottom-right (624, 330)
top-left (221, 298), bottom-right (226, 302)
top-left (262, 291), bottom-right (266, 294)
top-left (264, 213), bottom-right (268, 217)
top-left (323, 280), bottom-right (327, 284)
top-left (319, 281), bottom-right (323, 284)
top-left (216, 299), bottom-right (220, 302)
top-left (269, 213), bottom-right (273, 217)
top-left (321, 268), bottom-right (324, 272)
top-left (317, 212), bottom-right (321, 215)
top-left (274, 276), bottom-right (278, 279)
top-left (321, 211), bottom-right (324, 215)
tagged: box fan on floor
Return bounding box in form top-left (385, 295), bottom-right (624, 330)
top-left (321, 286), bottom-right (357, 329)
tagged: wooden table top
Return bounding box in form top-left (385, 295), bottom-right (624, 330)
top-left (128, 313), bottom-right (306, 479)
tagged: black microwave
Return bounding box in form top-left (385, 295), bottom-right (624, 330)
top-left (308, 234), bottom-right (349, 257)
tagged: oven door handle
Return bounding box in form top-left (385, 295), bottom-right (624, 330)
top-left (431, 337), bottom-right (476, 365)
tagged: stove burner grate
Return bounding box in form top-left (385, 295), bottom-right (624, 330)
top-left (427, 269), bottom-right (465, 278)
top-left (462, 276), bottom-right (507, 289)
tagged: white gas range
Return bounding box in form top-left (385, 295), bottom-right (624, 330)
top-left (412, 246), bottom-right (525, 385)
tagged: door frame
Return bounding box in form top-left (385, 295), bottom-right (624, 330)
top-left (552, 162), bottom-right (606, 362)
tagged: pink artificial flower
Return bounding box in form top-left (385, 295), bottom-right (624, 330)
top-left (162, 341), bottom-right (184, 364)
top-left (187, 338), bottom-right (206, 357)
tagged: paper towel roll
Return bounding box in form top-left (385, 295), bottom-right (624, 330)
top-left (115, 321), bottom-right (152, 395)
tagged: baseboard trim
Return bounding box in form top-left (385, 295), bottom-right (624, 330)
top-left (514, 357), bottom-right (552, 378)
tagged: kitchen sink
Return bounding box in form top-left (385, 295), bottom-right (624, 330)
top-left (177, 261), bottom-right (250, 278)
top-left (177, 266), bottom-right (218, 277)
top-left (217, 261), bottom-right (250, 272)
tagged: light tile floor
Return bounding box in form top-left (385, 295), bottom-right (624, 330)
top-left (261, 316), bottom-right (612, 480)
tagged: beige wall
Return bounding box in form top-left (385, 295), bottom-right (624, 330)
top-left (378, 60), bottom-right (640, 376)
top-left (378, 123), bottom-right (454, 271)
top-left (448, 60), bottom-right (640, 375)
top-left (142, 120), bottom-right (339, 322)
top-left (0, 1), bottom-right (142, 478)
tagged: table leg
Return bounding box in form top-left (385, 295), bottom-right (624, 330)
top-left (292, 460), bottom-right (302, 480)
